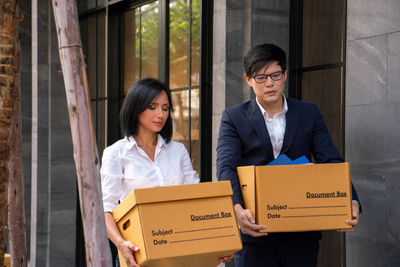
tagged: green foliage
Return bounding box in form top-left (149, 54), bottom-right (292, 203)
top-left (128, 0), bottom-right (200, 85)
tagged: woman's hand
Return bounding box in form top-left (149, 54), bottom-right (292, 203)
top-left (117, 240), bottom-right (141, 267)
top-left (104, 212), bottom-right (141, 267)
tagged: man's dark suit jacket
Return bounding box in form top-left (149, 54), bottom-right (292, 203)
top-left (216, 97), bottom-right (360, 243)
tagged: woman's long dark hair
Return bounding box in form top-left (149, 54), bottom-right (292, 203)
top-left (119, 78), bottom-right (173, 143)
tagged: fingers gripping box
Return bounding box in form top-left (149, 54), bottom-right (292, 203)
top-left (112, 181), bottom-right (242, 267)
top-left (237, 162), bottom-right (353, 232)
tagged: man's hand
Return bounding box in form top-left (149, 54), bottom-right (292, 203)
top-left (234, 204), bottom-right (268, 237)
top-left (117, 240), bottom-right (141, 267)
top-left (337, 200), bottom-right (360, 232)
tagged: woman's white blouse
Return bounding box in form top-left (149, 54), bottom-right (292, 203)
top-left (101, 135), bottom-right (199, 212)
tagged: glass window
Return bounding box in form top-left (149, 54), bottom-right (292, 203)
top-left (190, 0), bottom-right (200, 87)
top-left (169, 0), bottom-right (200, 88)
top-left (169, 0), bottom-right (200, 174)
top-left (78, 0), bottom-right (106, 13)
top-left (189, 88), bottom-right (199, 172)
top-left (170, 0), bottom-right (190, 89)
top-left (141, 3), bottom-right (159, 79)
top-left (121, 0), bottom-right (201, 175)
top-left (80, 10), bottom-right (107, 158)
top-left (123, 2), bottom-right (159, 94)
top-left (172, 90), bottom-right (189, 147)
top-left (123, 8), bottom-right (140, 93)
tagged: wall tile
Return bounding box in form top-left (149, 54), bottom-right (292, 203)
top-left (346, 172), bottom-right (400, 266)
top-left (214, 0), bottom-right (227, 13)
top-left (346, 35), bottom-right (387, 106)
top-left (346, 238), bottom-right (398, 267)
top-left (50, 210), bottom-right (76, 266)
top-left (345, 104), bottom-right (400, 169)
top-left (252, 0), bottom-right (289, 52)
top-left (50, 95), bottom-right (70, 129)
top-left (252, 0), bottom-right (290, 10)
top-left (226, 10), bottom-right (243, 33)
top-left (226, 0), bottom-right (244, 10)
top-left (213, 10), bottom-right (226, 65)
top-left (212, 114), bottom-right (222, 181)
top-left (226, 60), bottom-right (245, 108)
top-left (252, 9), bottom-right (289, 45)
top-left (346, 171), bottom-right (388, 241)
top-left (388, 32), bottom-right (400, 103)
top-left (386, 175), bottom-right (400, 244)
top-left (347, 0), bottom-right (400, 41)
top-left (213, 63), bottom-right (226, 115)
top-left (50, 128), bottom-right (73, 160)
top-left (226, 31), bottom-right (243, 62)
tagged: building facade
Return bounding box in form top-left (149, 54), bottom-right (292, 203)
top-left (18, 0), bottom-right (400, 266)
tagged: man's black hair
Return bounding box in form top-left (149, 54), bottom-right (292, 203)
top-left (119, 78), bottom-right (173, 143)
top-left (243, 43), bottom-right (287, 77)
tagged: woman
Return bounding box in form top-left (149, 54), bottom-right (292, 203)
top-left (100, 78), bottom-right (199, 267)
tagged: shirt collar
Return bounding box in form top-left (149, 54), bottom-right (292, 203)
top-left (255, 94), bottom-right (288, 118)
top-left (126, 134), bottom-right (167, 150)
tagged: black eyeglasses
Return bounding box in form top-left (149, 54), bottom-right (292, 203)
top-left (252, 71), bottom-right (284, 83)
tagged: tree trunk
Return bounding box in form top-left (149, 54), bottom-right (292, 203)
top-left (8, 5), bottom-right (27, 266)
top-left (51, 1), bottom-right (112, 266)
top-left (0, 0), bottom-right (17, 265)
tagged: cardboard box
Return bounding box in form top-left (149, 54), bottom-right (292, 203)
top-left (237, 162), bottom-right (353, 232)
top-left (112, 181), bottom-right (242, 267)
top-left (4, 253), bottom-right (10, 267)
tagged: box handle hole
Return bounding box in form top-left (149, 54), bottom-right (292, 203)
top-left (122, 219), bottom-right (130, 231)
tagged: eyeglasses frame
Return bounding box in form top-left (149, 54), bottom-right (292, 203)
top-left (252, 70), bottom-right (285, 84)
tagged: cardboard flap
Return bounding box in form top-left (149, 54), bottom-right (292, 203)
top-left (113, 191), bottom-right (139, 222)
top-left (113, 181), bottom-right (233, 222)
top-left (237, 166), bottom-right (256, 216)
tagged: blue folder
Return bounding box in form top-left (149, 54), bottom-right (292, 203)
top-left (267, 154), bottom-right (293, 165)
top-left (267, 154), bottom-right (311, 166)
top-left (291, 155), bottom-right (311, 165)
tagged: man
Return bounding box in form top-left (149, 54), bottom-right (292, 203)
top-left (216, 43), bottom-right (360, 267)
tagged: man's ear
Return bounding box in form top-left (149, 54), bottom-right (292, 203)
top-left (244, 73), bottom-right (253, 86)
top-left (281, 70), bottom-right (288, 82)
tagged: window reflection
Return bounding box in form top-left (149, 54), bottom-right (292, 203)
top-left (78, 0), bottom-right (96, 13)
top-left (169, 0), bottom-right (200, 175)
top-left (141, 3), bottom-right (159, 79)
top-left (124, 2), bottom-right (159, 94)
top-left (80, 11), bottom-right (107, 159)
top-left (169, 0), bottom-right (200, 89)
top-left (172, 90), bottom-right (189, 147)
top-left (190, 0), bottom-right (200, 87)
top-left (190, 89), bottom-right (200, 172)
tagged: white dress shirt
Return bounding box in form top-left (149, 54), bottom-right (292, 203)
top-left (256, 96), bottom-right (288, 159)
top-left (100, 134), bottom-right (199, 212)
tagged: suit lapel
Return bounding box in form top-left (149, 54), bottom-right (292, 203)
top-left (281, 98), bottom-right (298, 155)
top-left (245, 99), bottom-right (274, 158)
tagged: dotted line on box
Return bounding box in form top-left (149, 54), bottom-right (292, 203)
top-left (175, 226), bottom-right (234, 234)
top-left (170, 234), bottom-right (236, 244)
top-left (289, 205), bottom-right (347, 210)
top-left (283, 214), bottom-right (348, 218)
